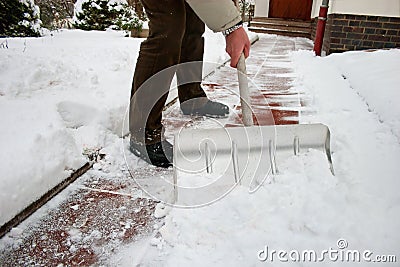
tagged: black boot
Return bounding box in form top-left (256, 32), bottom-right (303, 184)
top-left (181, 99), bottom-right (229, 118)
top-left (130, 140), bottom-right (173, 168)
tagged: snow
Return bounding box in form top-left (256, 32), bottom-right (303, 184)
top-left (0, 28), bottom-right (228, 227)
top-left (325, 49), bottom-right (400, 140)
top-left (19, 0), bottom-right (42, 33)
top-left (74, 0), bottom-right (89, 15)
top-left (111, 48), bottom-right (400, 265)
top-left (1, 27), bottom-right (399, 265)
top-left (74, 0), bottom-right (141, 30)
top-left (0, 30), bottom-right (135, 226)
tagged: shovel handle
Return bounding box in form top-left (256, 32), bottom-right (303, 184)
top-left (237, 53), bottom-right (253, 126)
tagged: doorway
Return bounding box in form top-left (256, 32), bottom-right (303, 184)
top-left (268, 0), bottom-right (313, 21)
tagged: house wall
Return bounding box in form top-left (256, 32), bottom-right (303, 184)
top-left (311, 0), bottom-right (400, 54)
top-left (255, 0), bottom-right (400, 18)
top-left (254, 0), bottom-right (400, 54)
top-left (312, 14), bottom-right (400, 54)
top-left (312, 0), bottom-right (400, 18)
top-left (254, 0), bottom-right (269, 17)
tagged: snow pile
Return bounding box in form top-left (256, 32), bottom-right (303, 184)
top-left (326, 49), bottom-right (400, 140)
top-left (148, 151), bottom-right (339, 266)
top-left (0, 30), bottom-right (136, 226)
top-left (0, 29), bottom-right (228, 227)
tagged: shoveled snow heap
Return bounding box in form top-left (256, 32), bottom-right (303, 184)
top-left (0, 29), bottom-right (228, 227)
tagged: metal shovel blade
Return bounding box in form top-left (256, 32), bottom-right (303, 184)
top-left (172, 123), bottom-right (334, 207)
top-left (171, 54), bottom-right (333, 207)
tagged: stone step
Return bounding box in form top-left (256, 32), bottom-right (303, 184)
top-left (250, 22), bottom-right (311, 33)
top-left (251, 17), bottom-right (311, 28)
top-left (248, 27), bottom-right (311, 38)
top-left (249, 17), bottom-right (311, 39)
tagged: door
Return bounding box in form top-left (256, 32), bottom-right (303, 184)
top-left (268, 0), bottom-right (313, 21)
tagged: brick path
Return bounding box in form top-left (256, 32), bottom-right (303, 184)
top-left (208, 34), bottom-right (313, 127)
top-left (0, 34), bottom-right (313, 266)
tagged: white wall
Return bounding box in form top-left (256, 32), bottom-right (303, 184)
top-left (254, 0), bottom-right (269, 17)
top-left (312, 0), bottom-right (400, 18)
top-left (254, 0), bottom-right (400, 18)
top-left (311, 0), bottom-right (321, 18)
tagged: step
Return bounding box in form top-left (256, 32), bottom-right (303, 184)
top-left (248, 17), bottom-right (311, 39)
top-left (248, 27), bottom-right (311, 38)
top-left (250, 22), bottom-right (311, 34)
top-left (251, 17), bottom-right (311, 28)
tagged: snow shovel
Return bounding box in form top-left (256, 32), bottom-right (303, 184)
top-left (172, 54), bottom-right (334, 207)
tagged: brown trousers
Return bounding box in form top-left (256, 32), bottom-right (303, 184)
top-left (129, 0), bottom-right (208, 144)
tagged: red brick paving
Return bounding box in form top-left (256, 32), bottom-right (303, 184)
top-left (0, 169), bottom-right (161, 266)
top-left (198, 35), bottom-right (313, 128)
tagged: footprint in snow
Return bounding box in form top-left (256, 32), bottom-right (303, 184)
top-left (57, 101), bottom-right (98, 128)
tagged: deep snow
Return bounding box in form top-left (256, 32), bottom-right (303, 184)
top-left (0, 28), bottom-right (399, 266)
top-left (0, 28), bottom-right (229, 226)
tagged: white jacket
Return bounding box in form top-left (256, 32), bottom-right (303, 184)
top-left (185, 0), bottom-right (242, 32)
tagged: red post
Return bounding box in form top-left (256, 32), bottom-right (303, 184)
top-left (313, 0), bottom-right (329, 56)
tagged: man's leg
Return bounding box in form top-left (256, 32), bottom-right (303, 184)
top-left (177, 2), bottom-right (229, 117)
top-left (176, 2), bottom-right (207, 107)
top-left (130, 0), bottom-right (185, 145)
top-left (129, 0), bottom-right (187, 167)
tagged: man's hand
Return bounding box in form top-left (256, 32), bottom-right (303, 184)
top-left (225, 27), bottom-right (251, 68)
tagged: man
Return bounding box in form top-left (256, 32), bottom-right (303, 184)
top-left (129, 0), bottom-right (251, 167)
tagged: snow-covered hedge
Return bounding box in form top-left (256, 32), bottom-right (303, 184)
top-left (0, 0), bottom-right (42, 37)
top-left (73, 0), bottom-right (142, 31)
top-left (35, 0), bottom-right (75, 30)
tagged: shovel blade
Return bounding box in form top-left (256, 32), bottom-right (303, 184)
top-left (172, 123), bottom-right (333, 207)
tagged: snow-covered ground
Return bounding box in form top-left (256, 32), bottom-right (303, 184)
top-left (0, 28), bottom-right (229, 226)
top-left (1, 28), bottom-right (399, 266)
top-left (111, 48), bottom-right (400, 265)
